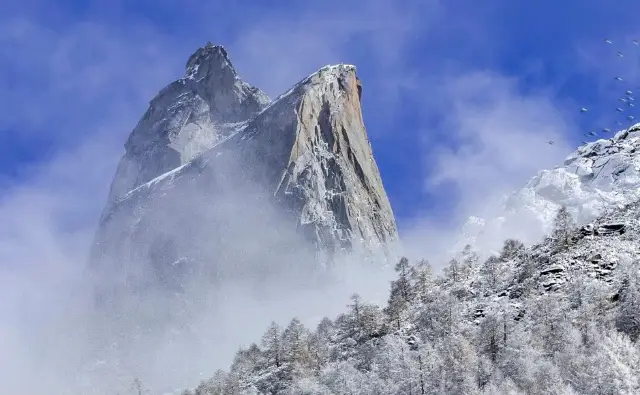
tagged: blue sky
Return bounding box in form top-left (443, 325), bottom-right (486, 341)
top-left (2, 0), bottom-right (640, 235)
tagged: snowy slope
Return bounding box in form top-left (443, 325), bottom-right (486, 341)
top-left (464, 123), bottom-right (640, 250)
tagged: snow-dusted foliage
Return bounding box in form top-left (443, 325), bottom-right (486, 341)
top-left (180, 203), bottom-right (640, 395)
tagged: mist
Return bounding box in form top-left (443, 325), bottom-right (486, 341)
top-left (0, 128), bottom-right (402, 394)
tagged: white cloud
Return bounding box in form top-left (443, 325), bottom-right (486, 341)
top-left (0, 17), bottom-right (179, 140)
top-left (396, 70), bottom-right (577, 264)
top-left (226, 0), bottom-right (440, 103)
top-left (426, 71), bottom-right (574, 217)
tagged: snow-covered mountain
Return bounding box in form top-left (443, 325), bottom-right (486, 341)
top-left (464, 123), bottom-right (640, 251)
top-left (90, 43), bottom-right (398, 294)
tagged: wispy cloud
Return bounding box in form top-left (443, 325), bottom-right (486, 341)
top-left (425, 71), bottom-right (575, 217)
top-left (394, 70), bottom-right (576, 264)
top-left (226, 0), bottom-right (440, 103)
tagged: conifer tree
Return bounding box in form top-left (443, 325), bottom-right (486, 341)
top-left (553, 205), bottom-right (575, 248)
top-left (411, 259), bottom-right (434, 303)
top-left (500, 239), bottom-right (524, 261)
top-left (393, 257), bottom-right (413, 302)
top-left (460, 244), bottom-right (479, 280)
top-left (261, 321), bottom-right (283, 368)
top-left (282, 317), bottom-right (310, 366)
top-left (444, 258), bottom-right (461, 283)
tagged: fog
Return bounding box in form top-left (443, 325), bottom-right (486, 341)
top-left (0, 131), bottom-right (402, 394)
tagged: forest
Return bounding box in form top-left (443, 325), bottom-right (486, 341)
top-left (172, 205), bottom-right (640, 395)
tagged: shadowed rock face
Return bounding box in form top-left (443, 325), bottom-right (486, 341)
top-left (91, 43), bottom-right (398, 294)
top-left (104, 43), bottom-right (270, 210)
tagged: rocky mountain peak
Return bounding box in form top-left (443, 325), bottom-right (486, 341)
top-left (103, 43), bottom-right (269, 208)
top-left (91, 44), bottom-right (398, 295)
top-left (185, 42), bottom-right (234, 78)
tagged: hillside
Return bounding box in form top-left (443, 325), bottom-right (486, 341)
top-left (180, 199), bottom-right (640, 394)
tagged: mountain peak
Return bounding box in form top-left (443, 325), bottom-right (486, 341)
top-left (185, 41), bottom-right (237, 80)
top-left (92, 43), bottom-right (397, 301)
top-left (102, 42), bottom-right (269, 207)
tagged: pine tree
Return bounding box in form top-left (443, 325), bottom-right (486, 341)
top-left (394, 257), bottom-right (413, 302)
top-left (308, 317), bottom-right (334, 372)
top-left (348, 293), bottom-right (362, 324)
top-left (499, 239), bottom-right (524, 261)
top-left (193, 370), bottom-right (226, 395)
top-left (282, 317), bottom-right (311, 366)
top-left (339, 293), bottom-right (365, 342)
top-left (460, 244), bottom-right (479, 280)
top-left (261, 321), bottom-right (283, 368)
top-left (616, 272), bottom-right (640, 341)
top-left (478, 313), bottom-right (504, 363)
top-left (553, 205), bottom-right (575, 248)
top-left (411, 259), bottom-right (434, 303)
top-left (443, 258), bottom-right (461, 283)
top-left (479, 255), bottom-right (502, 292)
top-left (130, 378), bottom-right (148, 395)
top-left (385, 257), bottom-right (416, 330)
top-left (515, 250), bottom-right (536, 284)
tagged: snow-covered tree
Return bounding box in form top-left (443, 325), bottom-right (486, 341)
top-left (261, 321), bottom-right (284, 368)
top-left (460, 244), bottom-right (480, 276)
top-left (478, 256), bottom-right (507, 293)
top-left (184, 200), bottom-right (640, 395)
top-left (130, 378), bottom-right (149, 395)
top-left (307, 317), bottom-right (335, 372)
top-left (499, 239), bottom-right (524, 261)
top-left (385, 257), bottom-right (418, 330)
top-left (443, 258), bottom-right (462, 283)
top-left (394, 256), bottom-right (413, 302)
top-left (282, 317), bottom-right (311, 367)
top-left (553, 205), bottom-right (575, 248)
top-left (190, 370), bottom-right (226, 395)
top-left (417, 289), bottom-right (460, 342)
top-left (616, 265), bottom-right (640, 341)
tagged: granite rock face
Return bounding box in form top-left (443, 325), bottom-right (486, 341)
top-left (104, 43), bottom-right (270, 211)
top-left (91, 43), bottom-right (398, 292)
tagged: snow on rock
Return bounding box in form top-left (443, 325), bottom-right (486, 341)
top-left (91, 45), bottom-right (397, 291)
top-left (464, 123), bottom-right (640, 251)
top-left (103, 42), bottom-right (270, 212)
top-left (529, 198), bottom-right (640, 295)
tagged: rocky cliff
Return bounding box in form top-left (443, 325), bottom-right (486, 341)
top-left (90, 43), bottom-right (398, 292)
top-left (103, 43), bottom-right (270, 211)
